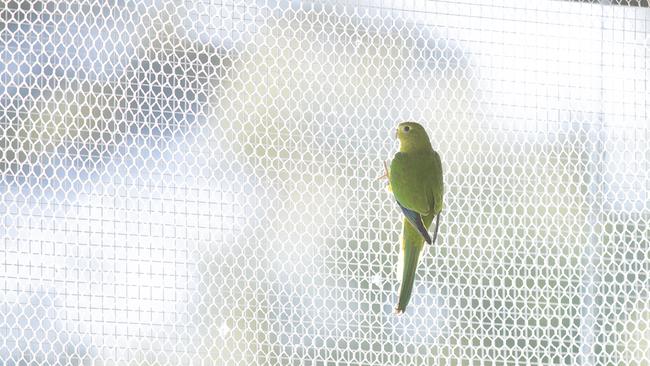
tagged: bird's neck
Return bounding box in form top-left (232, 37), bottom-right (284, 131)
top-left (399, 141), bottom-right (432, 153)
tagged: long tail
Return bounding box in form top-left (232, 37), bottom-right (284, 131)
top-left (394, 214), bottom-right (435, 314)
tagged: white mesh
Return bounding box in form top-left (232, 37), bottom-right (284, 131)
top-left (1, 0), bottom-right (649, 365)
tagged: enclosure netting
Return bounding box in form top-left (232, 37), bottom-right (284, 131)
top-left (1, 0), bottom-right (649, 365)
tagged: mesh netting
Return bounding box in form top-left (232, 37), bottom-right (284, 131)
top-left (1, 0), bottom-right (649, 365)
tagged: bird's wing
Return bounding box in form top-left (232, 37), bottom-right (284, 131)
top-left (395, 198), bottom-right (432, 244)
top-left (390, 152), bottom-right (431, 214)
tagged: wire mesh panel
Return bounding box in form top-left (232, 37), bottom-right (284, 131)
top-left (1, 0), bottom-right (649, 365)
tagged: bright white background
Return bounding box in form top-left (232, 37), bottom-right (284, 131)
top-left (1, 0), bottom-right (648, 365)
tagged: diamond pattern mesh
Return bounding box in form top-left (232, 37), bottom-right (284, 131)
top-left (1, 0), bottom-right (649, 365)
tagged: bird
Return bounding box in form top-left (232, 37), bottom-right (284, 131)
top-left (379, 121), bottom-right (444, 314)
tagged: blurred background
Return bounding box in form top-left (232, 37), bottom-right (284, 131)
top-left (1, 0), bottom-right (648, 365)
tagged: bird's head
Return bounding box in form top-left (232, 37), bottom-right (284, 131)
top-left (395, 121), bottom-right (432, 152)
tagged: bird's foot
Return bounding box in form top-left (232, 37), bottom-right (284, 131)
top-left (375, 160), bottom-right (390, 181)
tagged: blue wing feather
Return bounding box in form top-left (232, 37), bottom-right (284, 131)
top-left (395, 199), bottom-right (432, 244)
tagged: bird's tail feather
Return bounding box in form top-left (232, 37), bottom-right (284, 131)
top-left (394, 214), bottom-right (435, 314)
top-left (394, 236), bottom-right (422, 314)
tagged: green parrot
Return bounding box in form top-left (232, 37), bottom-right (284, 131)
top-left (381, 121), bottom-right (444, 314)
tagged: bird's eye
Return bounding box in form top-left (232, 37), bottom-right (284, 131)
top-left (403, 126), bottom-right (410, 132)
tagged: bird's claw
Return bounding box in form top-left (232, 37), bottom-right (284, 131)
top-left (375, 160), bottom-right (390, 181)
